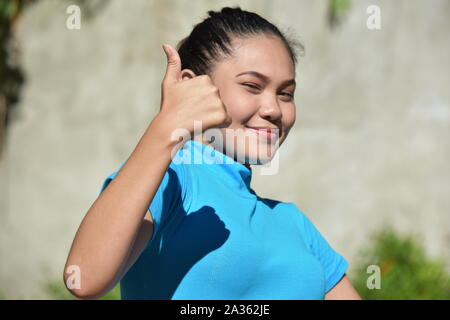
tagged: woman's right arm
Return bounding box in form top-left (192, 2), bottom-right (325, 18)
top-left (63, 115), bottom-right (180, 299)
top-left (63, 43), bottom-right (231, 299)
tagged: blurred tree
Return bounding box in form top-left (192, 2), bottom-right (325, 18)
top-left (0, 0), bottom-right (113, 158)
top-left (76, 0), bottom-right (111, 20)
top-left (351, 226), bottom-right (450, 300)
top-left (327, 0), bottom-right (352, 29)
top-left (0, 0), bottom-right (35, 157)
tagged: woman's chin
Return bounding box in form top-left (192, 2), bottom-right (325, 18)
top-left (239, 149), bottom-right (277, 165)
top-left (252, 155), bottom-right (275, 165)
top-left (209, 134), bottom-right (281, 166)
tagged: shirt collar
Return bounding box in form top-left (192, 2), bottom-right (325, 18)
top-left (177, 139), bottom-right (254, 194)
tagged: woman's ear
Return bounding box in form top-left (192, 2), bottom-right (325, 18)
top-left (181, 69), bottom-right (196, 81)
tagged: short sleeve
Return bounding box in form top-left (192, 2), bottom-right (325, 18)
top-left (295, 206), bottom-right (349, 293)
top-left (99, 160), bottom-right (188, 242)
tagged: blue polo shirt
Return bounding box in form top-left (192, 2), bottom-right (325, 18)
top-left (100, 139), bottom-right (348, 299)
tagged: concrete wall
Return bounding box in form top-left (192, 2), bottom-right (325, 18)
top-left (0, 0), bottom-right (448, 298)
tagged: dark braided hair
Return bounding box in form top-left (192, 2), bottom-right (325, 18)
top-left (176, 6), bottom-right (304, 77)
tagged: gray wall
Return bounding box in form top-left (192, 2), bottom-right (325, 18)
top-left (0, 0), bottom-right (448, 298)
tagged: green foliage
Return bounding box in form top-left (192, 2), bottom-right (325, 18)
top-left (43, 277), bottom-right (121, 300)
top-left (351, 226), bottom-right (450, 300)
top-left (0, 0), bottom-right (20, 20)
top-left (329, 0), bottom-right (352, 13)
top-left (327, 0), bottom-right (352, 29)
top-left (0, 275), bottom-right (121, 300)
top-left (329, 0), bottom-right (352, 12)
top-left (0, 0), bottom-right (28, 156)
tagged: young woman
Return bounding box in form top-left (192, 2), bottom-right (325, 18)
top-left (63, 7), bottom-right (361, 300)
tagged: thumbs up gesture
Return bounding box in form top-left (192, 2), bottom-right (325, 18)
top-left (158, 44), bottom-right (232, 139)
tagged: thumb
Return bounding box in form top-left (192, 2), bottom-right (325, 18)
top-left (162, 44), bottom-right (182, 84)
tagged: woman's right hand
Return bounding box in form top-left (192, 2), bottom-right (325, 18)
top-left (157, 44), bottom-right (232, 138)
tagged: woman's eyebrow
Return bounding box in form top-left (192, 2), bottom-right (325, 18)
top-left (235, 71), bottom-right (296, 87)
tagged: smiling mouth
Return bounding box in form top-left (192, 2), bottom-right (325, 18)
top-left (244, 126), bottom-right (280, 142)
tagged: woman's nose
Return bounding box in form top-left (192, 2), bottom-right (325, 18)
top-left (258, 96), bottom-right (282, 121)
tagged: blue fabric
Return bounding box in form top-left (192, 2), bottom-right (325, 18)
top-left (100, 139), bottom-right (348, 300)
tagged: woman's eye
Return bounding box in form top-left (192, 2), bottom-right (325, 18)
top-left (243, 83), bottom-right (260, 90)
top-left (281, 92), bottom-right (294, 98)
top-left (242, 84), bottom-right (294, 101)
top-left (277, 91), bottom-right (294, 102)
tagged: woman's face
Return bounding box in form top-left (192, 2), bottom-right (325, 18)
top-left (186, 35), bottom-right (297, 168)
